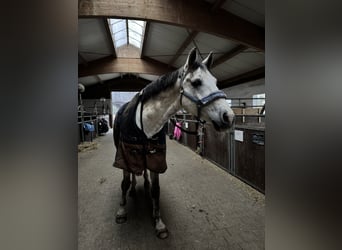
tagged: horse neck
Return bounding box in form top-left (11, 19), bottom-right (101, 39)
top-left (135, 79), bottom-right (182, 138)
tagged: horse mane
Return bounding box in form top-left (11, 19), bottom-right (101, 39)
top-left (141, 68), bottom-right (181, 102)
top-left (140, 59), bottom-right (206, 102)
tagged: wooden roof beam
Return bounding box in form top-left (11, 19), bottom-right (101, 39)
top-left (107, 75), bottom-right (151, 92)
top-left (78, 56), bottom-right (175, 77)
top-left (81, 75), bottom-right (151, 98)
top-left (218, 66), bottom-right (265, 89)
top-left (79, 0), bottom-right (264, 50)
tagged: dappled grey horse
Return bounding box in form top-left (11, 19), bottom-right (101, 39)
top-left (113, 47), bottom-right (235, 239)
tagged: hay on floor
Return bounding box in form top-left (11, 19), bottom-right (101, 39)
top-left (78, 141), bottom-right (98, 152)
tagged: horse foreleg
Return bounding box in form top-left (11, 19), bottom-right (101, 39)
top-left (143, 170), bottom-right (150, 194)
top-left (150, 172), bottom-right (168, 239)
top-left (129, 174), bottom-right (137, 197)
top-left (116, 170), bottom-right (131, 224)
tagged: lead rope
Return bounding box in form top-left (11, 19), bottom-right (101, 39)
top-left (170, 117), bottom-right (199, 135)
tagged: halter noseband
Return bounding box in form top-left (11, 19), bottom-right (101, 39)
top-left (179, 68), bottom-right (228, 123)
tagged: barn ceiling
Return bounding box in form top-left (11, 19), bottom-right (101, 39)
top-left (78, 0), bottom-right (265, 92)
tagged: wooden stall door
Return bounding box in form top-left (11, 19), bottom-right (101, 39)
top-left (203, 124), bottom-right (230, 171)
top-left (235, 129), bottom-right (265, 192)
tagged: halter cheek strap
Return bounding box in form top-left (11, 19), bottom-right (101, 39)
top-left (179, 68), bottom-right (228, 123)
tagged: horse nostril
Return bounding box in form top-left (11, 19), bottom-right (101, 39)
top-left (222, 112), bottom-right (229, 124)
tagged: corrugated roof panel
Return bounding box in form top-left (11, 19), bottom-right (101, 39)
top-left (211, 63), bottom-right (241, 80)
top-left (173, 32), bottom-right (239, 68)
top-left (98, 73), bottom-right (120, 81)
top-left (239, 47), bottom-right (264, 62)
top-left (143, 23), bottom-right (188, 64)
top-left (222, 78), bottom-right (265, 96)
top-left (192, 32), bottom-right (239, 58)
top-left (138, 74), bottom-right (159, 81)
top-left (173, 55), bottom-right (189, 69)
top-left (79, 19), bottom-right (113, 62)
top-left (78, 76), bottom-right (99, 86)
top-left (148, 56), bottom-right (173, 65)
top-left (79, 52), bottom-right (110, 62)
top-left (173, 45), bottom-right (194, 68)
top-left (173, 46), bottom-right (264, 82)
top-left (230, 0), bottom-right (265, 17)
top-left (228, 50), bottom-right (264, 69)
top-left (222, 0), bottom-right (265, 27)
top-left (79, 74), bottom-right (121, 87)
top-left (212, 49), bottom-right (264, 80)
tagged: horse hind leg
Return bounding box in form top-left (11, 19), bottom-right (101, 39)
top-left (116, 170), bottom-right (131, 224)
top-left (150, 172), bottom-right (168, 239)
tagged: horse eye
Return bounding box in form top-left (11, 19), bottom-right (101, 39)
top-left (191, 79), bottom-right (202, 88)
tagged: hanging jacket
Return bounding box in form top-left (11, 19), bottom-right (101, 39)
top-left (173, 122), bottom-right (182, 141)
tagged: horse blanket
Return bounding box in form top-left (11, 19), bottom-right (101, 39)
top-left (113, 93), bottom-right (168, 175)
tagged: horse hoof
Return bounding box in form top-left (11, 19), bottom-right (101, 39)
top-left (115, 215), bottom-right (127, 224)
top-left (156, 229), bottom-right (169, 239)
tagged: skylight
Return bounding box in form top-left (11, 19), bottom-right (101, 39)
top-left (108, 19), bottom-right (145, 49)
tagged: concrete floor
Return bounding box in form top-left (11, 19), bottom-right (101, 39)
top-left (78, 129), bottom-right (265, 250)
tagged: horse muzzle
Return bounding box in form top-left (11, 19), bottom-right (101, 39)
top-left (211, 111), bottom-right (235, 131)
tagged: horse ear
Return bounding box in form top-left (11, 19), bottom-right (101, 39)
top-left (202, 51), bottom-right (213, 69)
top-left (185, 47), bottom-right (197, 69)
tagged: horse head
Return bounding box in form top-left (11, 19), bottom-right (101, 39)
top-left (179, 47), bottom-right (235, 131)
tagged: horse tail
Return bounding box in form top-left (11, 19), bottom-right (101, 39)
top-left (113, 102), bottom-right (129, 149)
top-left (113, 113), bottom-right (120, 148)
